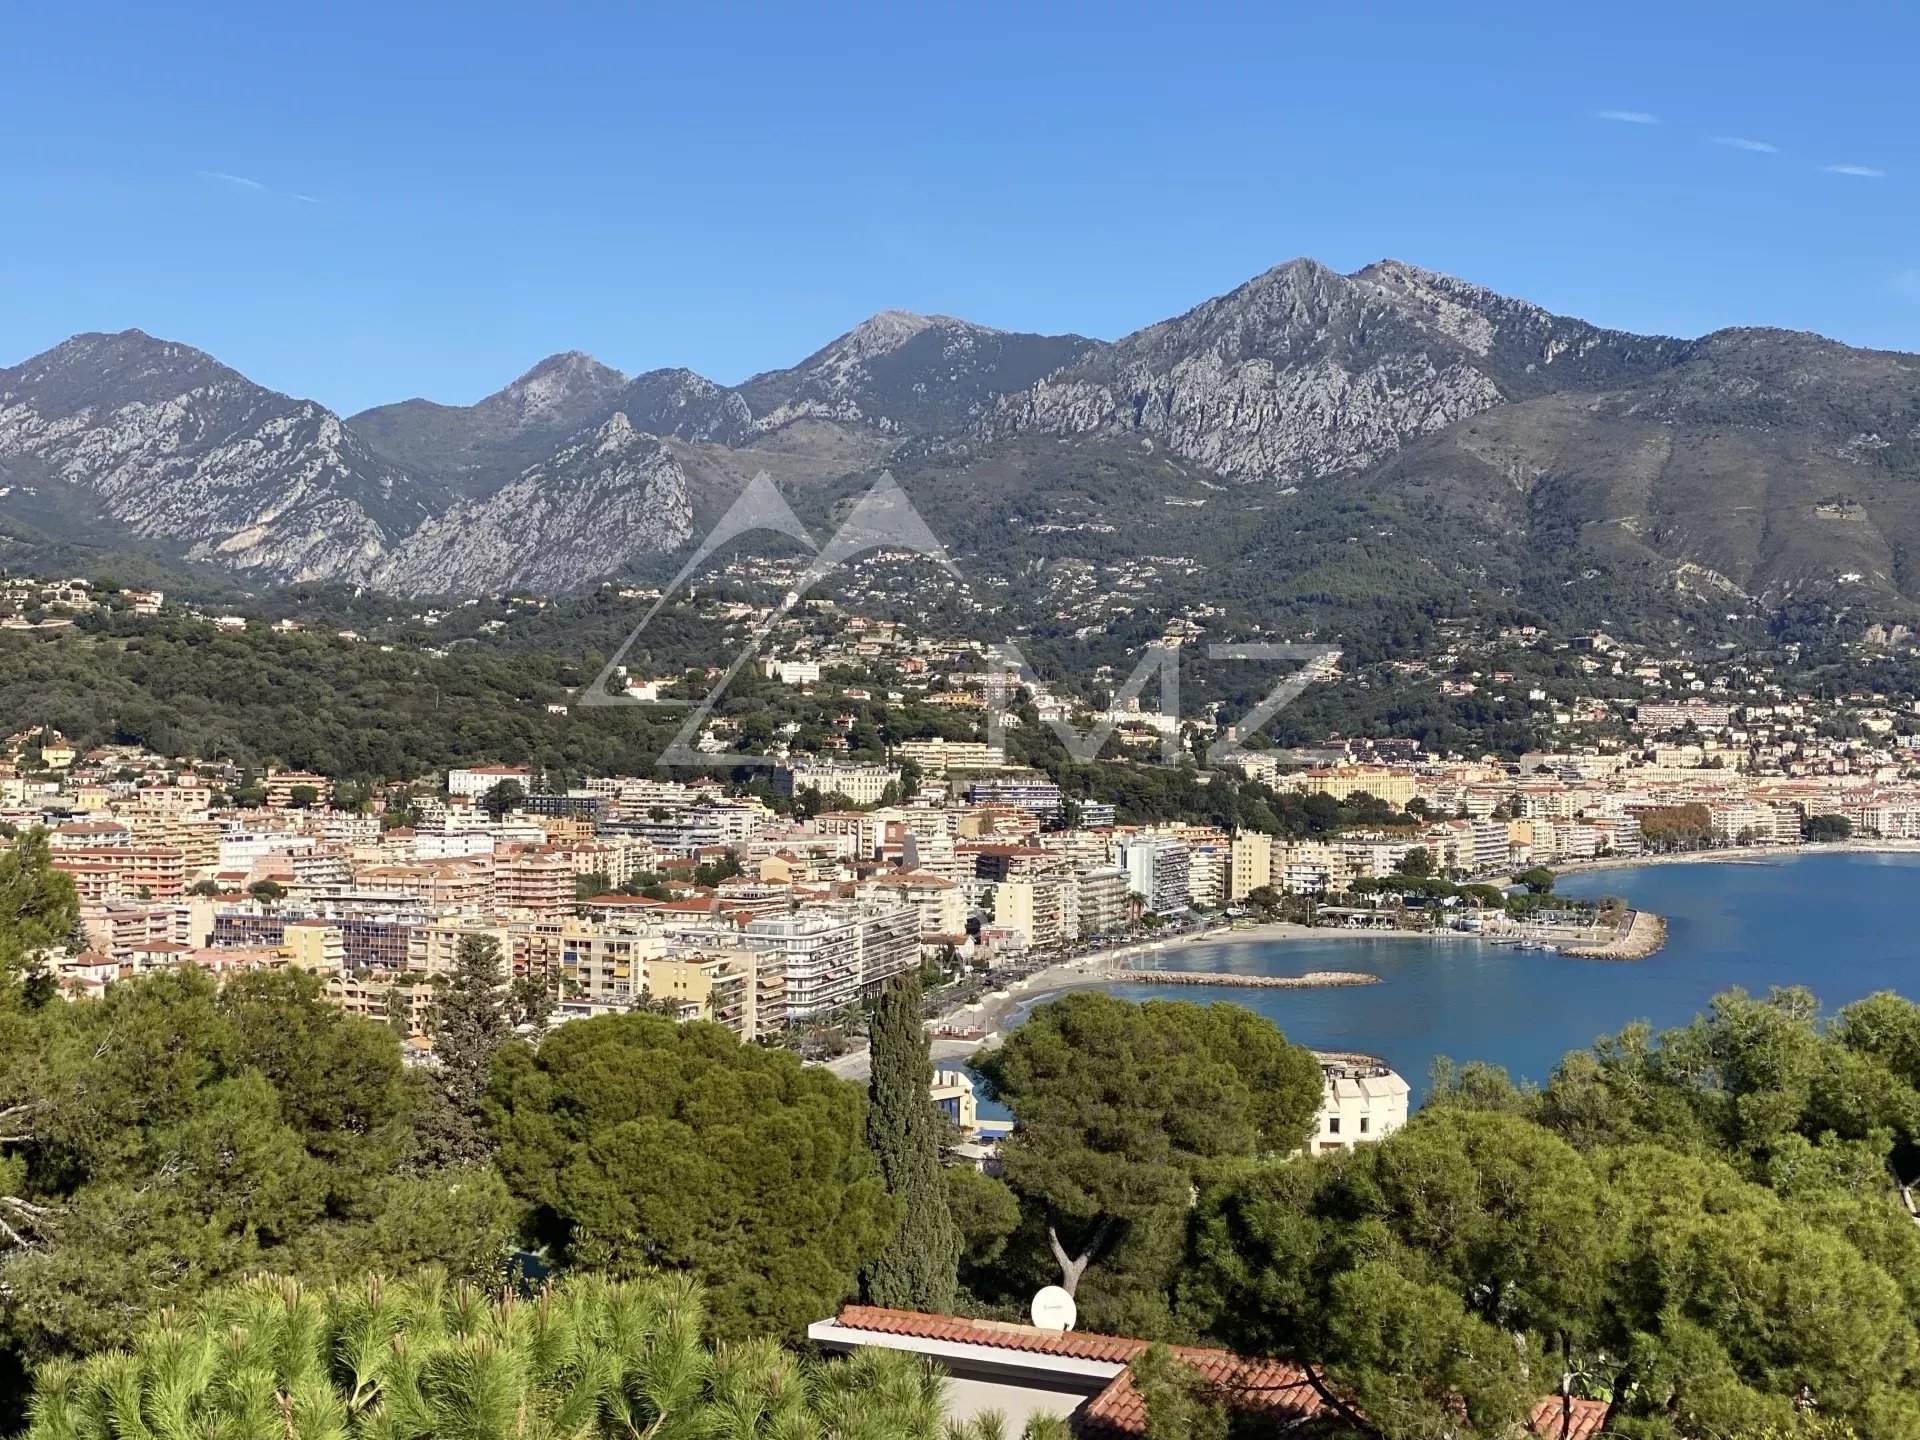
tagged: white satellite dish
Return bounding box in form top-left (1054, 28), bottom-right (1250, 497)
top-left (1029, 1285), bottom-right (1077, 1332)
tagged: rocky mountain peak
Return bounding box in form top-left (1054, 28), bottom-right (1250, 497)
top-left (836, 309), bottom-right (1003, 359)
top-left (480, 350), bottom-right (629, 430)
top-left (737, 308), bottom-right (1078, 436)
top-left (5, 328), bottom-right (245, 406)
top-left (1347, 259), bottom-right (1524, 357)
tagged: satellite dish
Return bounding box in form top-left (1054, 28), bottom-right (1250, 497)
top-left (1030, 1285), bottom-right (1077, 1332)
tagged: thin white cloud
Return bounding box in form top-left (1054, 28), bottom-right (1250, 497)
top-left (292, 193), bottom-right (319, 204)
top-left (1824, 163), bottom-right (1886, 178)
top-left (1595, 109), bottom-right (1660, 125)
top-left (196, 169), bottom-right (267, 191)
top-left (1711, 136), bottom-right (1777, 153)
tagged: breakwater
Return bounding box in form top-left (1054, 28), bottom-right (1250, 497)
top-left (1113, 969), bottom-right (1381, 989)
top-left (1556, 909), bottom-right (1667, 961)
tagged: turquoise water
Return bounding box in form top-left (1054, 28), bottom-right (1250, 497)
top-left (991, 852), bottom-right (1920, 1106)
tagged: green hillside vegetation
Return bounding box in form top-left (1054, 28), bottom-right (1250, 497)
top-left (0, 604), bottom-right (1565, 807)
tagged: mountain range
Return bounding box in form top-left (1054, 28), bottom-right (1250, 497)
top-left (3, 259), bottom-right (1917, 625)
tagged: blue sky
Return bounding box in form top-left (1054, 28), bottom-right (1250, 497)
top-left (3, 1), bottom-right (1914, 414)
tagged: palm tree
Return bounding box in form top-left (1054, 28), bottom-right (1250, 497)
top-left (25, 1270), bottom-right (961, 1440)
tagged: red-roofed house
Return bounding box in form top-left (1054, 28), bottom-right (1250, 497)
top-left (809, 1307), bottom-right (1608, 1439)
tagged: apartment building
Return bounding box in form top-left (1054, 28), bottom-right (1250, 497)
top-left (492, 845), bottom-right (574, 918)
top-left (1181, 833), bottom-right (1230, 910)
top-left (890, 738), bottom-right (1009, 773)
top-left (447, 764), bottom-right (534, 799)
top-left (1120, 834), bottom-right (1190, 916)
top-left (1634, 701), bottom-right (1735, 733)
top-left (409, 917), bottom-right (514, 975)
top-left (356, 859), bottom-right (494, 910)
top-left (990, 877), bottom-right (1071, 951)
top-left (562, 925), bottom-right (669, 1005)
top-left (1072, 866), bottom-right (1130, 940)
top-left (646, 947), bottom-right (762, 1039)
top-left (862, 870), bottom-right (966, 942)
top-left (962, 843), bottom-right (1061, 882)
top-left (1276, 764), bottom-right (1418, 808)
top-left (126, 813), bottom-right (221, 878)
top-left (281, 919), bottom-right (346, 973)
top-left (263, 771), bottom-right (334, 808)
top-left (326, 974), bottom-right (435, 1038)
top-left (965, 778), bottom-right (1065, 824)
top-left (51, 844), bottom-right (187, 900)
top-left (743, 904), bottom-right (918, 1022)
top-left (1229, 831), bottom-right (1273, 900)
top-left (82, 901), bottom-right (200, 963)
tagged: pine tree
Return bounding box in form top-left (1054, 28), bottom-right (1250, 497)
top-left (863, 970), bottom-right (961, 1312)
top-left (417, 933), bottom-right (514, 1168)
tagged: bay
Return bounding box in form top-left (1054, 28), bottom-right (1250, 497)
top-left (993, 851), bottom-right (1920, 1105)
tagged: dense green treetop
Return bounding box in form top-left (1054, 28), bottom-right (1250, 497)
top-left (489, 1013), bottom-right (895, 1338)
top-left (974, 993), bottom-right (1323, 1312)
top-left (1180, 987), bottom-right (1920, 1439)
top-left (0, 965), bottom-right (516, 1378)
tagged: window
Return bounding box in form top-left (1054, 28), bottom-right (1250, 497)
top-left (1360, 1116), bottom-right (1370, 1134)
top-left (1327, 1116), bottom-right (1340, 1135)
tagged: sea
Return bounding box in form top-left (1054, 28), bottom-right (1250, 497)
top-left (985, 851), bottom-right (1920, 1108)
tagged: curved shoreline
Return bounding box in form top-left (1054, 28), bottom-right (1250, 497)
top-left (922, 922), bottom-right (1483, 1053)
top-left (934, 906), bottom-right (1680, 1041)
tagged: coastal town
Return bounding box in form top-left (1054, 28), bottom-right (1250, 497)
top-left (2, 576), bottom-right (1914, 1080)
top-left (9, 15), bottom-right (1920, 1424)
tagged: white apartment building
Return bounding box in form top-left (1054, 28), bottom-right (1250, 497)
top-left (743, 904), bottom-right (919, 1021)
top-left (447, 765), bottom-right (534, 799)
top-left (1185, 842), bottom-right (1229, 910)
top-left (763, 659), bottom-right (823, 685)
top-left (1120, 834), bottom-right (1190, 916)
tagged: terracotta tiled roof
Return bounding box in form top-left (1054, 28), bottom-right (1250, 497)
top-left (831, 1309), bottom-right (1612, 1440)
top-left (834, 1306), bottom-right (1154, 1365)
top-left (1074, 1353), bottom-right (1324, 1439)
top-left (831, 1308), bottom-right (1322, 1434)
top-left (1526, 1397), bottom-right (1610, 1440)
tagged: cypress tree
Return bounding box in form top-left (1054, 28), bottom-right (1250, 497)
top-left (863, 970), bottom-right (962, 1312)
top-left (416, 933), bottom-right (514, 1168)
